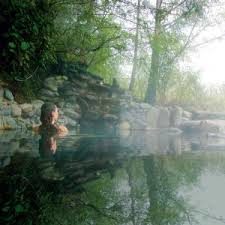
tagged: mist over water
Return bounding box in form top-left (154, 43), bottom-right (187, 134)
top-left (1, 130), bottom-right (225, 225)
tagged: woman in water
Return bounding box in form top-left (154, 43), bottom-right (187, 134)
top-left (35, 103), bottom-right (68, 157)
top-left (35, 102), bottom-right (68, 135)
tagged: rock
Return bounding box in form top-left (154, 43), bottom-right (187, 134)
top-left (39, 96), bottom-right (60, 103)
top-left (0, 86), bottom-right (4, 100)
top-left (120, 110), bottom-right (132, 123)
top-left (117, 120), bottom-right (131, 138)
top-left (8, 141), bottom-right (20, 153)
top-left (146, 106), bottom-right (160, 128)
top-left (30, 115), bottom-right (40, 125)
top-left (44, 76), bottom-right (66, 92)
top-left (0, 105), bottom-right (12, 116)
top-left (85, 94), bottom-right (98, 101)
top-left (131, 119), bottom-right (147, 130)
top-left (121, 92), bottom-right (133, 102)
top-left (74, 104), bottom-right (81, 113)
top-left (0, 157), bottom-right (11, 168)
top-left (63, 108), bottom-right (81, 120)
top-left (192, 111), bottom-right (225, 120)
top-left (57, 102), bottom-right (65, 108)
top-left (119, 121), bottom-right (131, 130)
top-left (84, 111), bottom-right (100, 121)
top-left (15, 118), bottom-right (29, 130)
top-left (63, 116), bottom-right (77, 127)
top-left (180, 120), bottom-right (220, 134)
top-left (63, 102), bottom-right (74, 109)
top-left (63, 89), bottom-right (76, 97)
top-left (204, 120), bottom-right (225, 134)
top-left (71, 79), bottom-right (88, 88)
top-left (0, 116), bottom-right (17, 130)
top-left (56, 75), bottom-right (68, 81)
top-left (39, 89), bottom-right (59, 98)
top-left (170, 106), bottom-right (182, 127)
top-left (31, 99), bottom-right (44, 108)
top-left (20, 103), bottom-right (34, 118)
top-left (158, 108), bottom-right (170, 128)
top-left (20, 103), bottom-right (33, 113)
top-left (58, 81), bottom-right (75, 92)
top-left (44, 77), bottom-right (58, 92)
top-left (4, 89), bottom-right (14, 101)
top-left (183, 110), bottom-right (192, 119)
top-left (139, 103), bottom-right (152, 110)
top-left (103, 114), bottom-right (118, 121)
top-left (66, 97), bottom-right (76, 104)
top-left (11, 104), bottom-right (22, 117)
top-left (159, 127), bottom-right (183, 135)
top-left (41, 167), bottom-right (64, 181)
top-left (32, 99), bottom-right (44, 116)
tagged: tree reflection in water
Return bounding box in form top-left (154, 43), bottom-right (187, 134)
top-left (61, 153), bottom-right (225, 225)
top-left (2, 134), bottom-right (225, 225)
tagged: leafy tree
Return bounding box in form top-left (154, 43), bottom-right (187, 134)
top-left (53, 0), bottom-right (127, 83)
top-left (129, 0), bottom-right (141, 91)
top-left (144, 0), bottom-right (214, 104)
top-left (0, 0), bottom-right (56, 81)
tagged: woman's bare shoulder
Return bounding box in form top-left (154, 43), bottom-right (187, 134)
top-left (57, 125), bottom-right (68, 135)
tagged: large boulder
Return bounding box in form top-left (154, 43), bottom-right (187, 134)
top-left (170, 106), bottom-right (182, 127)
top-left (0, 104), bottom-right (12, 116)
top-left (0, 116), bottom-right (17, 130)
top-left (31, 99), bottom-right (44, 115)
top-left (39, 89), bottom-right (59, 98)
top-left (180, 120), bottom-right (220, 134)
top-left (63, 108), bottom-right (81, 120)
top-left (192, 111), bottom-right (225, 120)
top-left (84, 111), bottom-right (100, 121)
top-left (11, 104), bottom-right (22, 117)
top-left (44, 76), bottom-right (67, 92)
top-left (205, 120), bottom-right (225, 134)
top-left (158, 107), bottom-right (170, 128)
top-left (117, 121), bottom-right (131, 138)
top-left (4, 88), bottom-right (14, 101)
top-left (182, 110), bottom-right (192, 120)
top-left (44, 77), bottom-right (58, 92)
top-left (20, 103), bottom-right (34, 118)
top-left (146, 106), bottom-right (160, 128)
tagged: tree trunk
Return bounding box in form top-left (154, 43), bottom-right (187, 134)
top-left (145, 0), bottom-right (162, 105)
top-left (129, 0), bottom-right (141, 91)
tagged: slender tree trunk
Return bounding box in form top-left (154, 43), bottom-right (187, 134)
top-left (129, 0), bottom-right (141, 91)
top-left (126, 162), bottom-right (136, 225)
top-left (145, 0), bottom-right (162, 105)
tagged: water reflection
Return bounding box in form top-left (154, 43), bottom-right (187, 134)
top-left (1, 130), bottom-right (225, 225)
top-left (39, 133), bottom-right (57, 158)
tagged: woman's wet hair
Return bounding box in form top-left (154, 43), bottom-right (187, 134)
top-left (39, 102), bottom-right (58, 135)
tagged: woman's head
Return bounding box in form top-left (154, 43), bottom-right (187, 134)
top-left (40, 103), bottom-right (59, 125)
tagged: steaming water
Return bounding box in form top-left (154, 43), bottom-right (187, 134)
top-left (1, 130), bottom-right (225, 225)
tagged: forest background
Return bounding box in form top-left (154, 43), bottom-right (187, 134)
top-left (1, 0), bottom-right (225, 111)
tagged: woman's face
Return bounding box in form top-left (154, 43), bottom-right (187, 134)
top-left (51, 106), bottom-right (59, 123)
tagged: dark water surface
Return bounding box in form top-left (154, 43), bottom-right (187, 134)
top-left (1, 130), bottom-right (225, 225)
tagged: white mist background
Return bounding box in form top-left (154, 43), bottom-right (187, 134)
top-left (190, 39), bottom-right (225, 86)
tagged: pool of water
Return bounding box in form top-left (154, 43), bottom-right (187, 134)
top-left (1, 130), bottom-right (225, 225)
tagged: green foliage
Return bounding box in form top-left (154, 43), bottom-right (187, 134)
top-left (0, 0), bottom-right (56, 97)
top-left (53, 1), bottom-right (127, 82)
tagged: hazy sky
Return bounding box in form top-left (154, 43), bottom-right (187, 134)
top-left (190, 39), bottom-right (225, 86)
top-left (184, 2), bottom-right (225, 87)
top-left (118, 0), bottom-right (225, 86)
